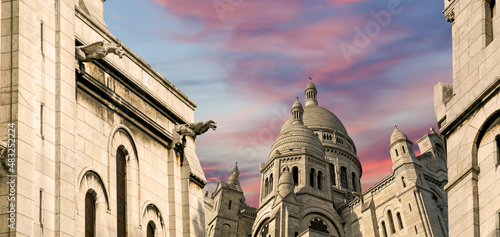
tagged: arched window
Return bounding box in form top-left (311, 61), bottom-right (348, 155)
top-left (397, 212), bottom-right (403, 230)
top-left (310, 168), bottom-right (316, 187)
top-left (270, 174), bottom-right (274, 192)
top-left (317, 171), bottom-right (323, 190)
top-left (395, 149), bottom-right (399, 156)
top-left (309, 218), bottom-right (329, 233)
top-left (221, 224), bottom-right (231, 237)
top-left (85, 192), bottom-right (95, 237)
top-left (402, 176), bottom-right (406, 188)
top-left (329, 164), bottom-right (336, 186)
top-left (381, 221), bottom-right (388, 237)
top-left (264, 178), bottom-right (269, 196)
top-left (388, 210), bottom-right (396, 234)
top-left (402, 146), bottom-right (406, 153)
top-left (351, 172), bottom-right (357, 191)
top-left (292, 167), bottom-right (299, 186)
top-left (116, 149), bottom-right (127, 237)
top-left (340, 167), bottom-right (348, 189)
top-left (147, 221), bottom-right (155, 237)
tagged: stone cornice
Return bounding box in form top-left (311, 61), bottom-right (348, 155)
top-left (189, 172), bottom-right (207, 188)
top-left (75, 6), bottom-right (197, 110)
top-left (76, 69), bottom-right (173, 148)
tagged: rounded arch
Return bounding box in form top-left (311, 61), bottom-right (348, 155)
top-left (472, 109), bottom-right (500, 165)
top-left (141, 202), bottom-right (166, 237)
top-left (252, 217), bottom-right (271, 237)
top-left (77, 170), bottom-right (110, 236)
top-left (107, 124), bottom-right (141, 231)
top-left (300, 207), bottom-right (344, 237)
top-left (299, 212), bottom-right (342, 236)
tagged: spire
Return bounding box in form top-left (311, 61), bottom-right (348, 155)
top-left (227, 162), bottom-right (240, 186)
top-left (305, 77), bottom-right (318, 106)
top-left (291, 97), bottom-right (304, 125)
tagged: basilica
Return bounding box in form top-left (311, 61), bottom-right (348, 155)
top-left (205, 80), bottom-right (449, 237)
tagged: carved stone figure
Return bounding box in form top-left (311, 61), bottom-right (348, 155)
top-left (173, 120), bottom-right (217, 150)
top-left (75, 41), bottom-right (124, 62)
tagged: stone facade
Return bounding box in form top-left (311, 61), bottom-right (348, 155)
top-left (0, 0), bottom-right (210, 236)
top-left (435, 0), bottom-right (500, 236)
top-left (207, 81), bottom-right (449, 237)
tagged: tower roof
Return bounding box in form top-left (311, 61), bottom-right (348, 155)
top-left (227, 162), bottom-right (240, 186)
top-left (390, 124), bottom-right (409, 144)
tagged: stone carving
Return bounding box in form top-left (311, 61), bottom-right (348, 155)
top-left (0, 141), bottom-right (6, 157)
top-left (173, 120), bottom-right (217, 150)
top-left (445, 11), bottom-right (455, 24)
top-left (75, 41), bottom-right (124, 62)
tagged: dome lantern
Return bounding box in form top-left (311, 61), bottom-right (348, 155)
top-left (305, 77), bottom-right (318, 106)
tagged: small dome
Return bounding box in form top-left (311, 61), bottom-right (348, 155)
top-left (306, 79), bottom-right (317, 91)
top-left (390, 125), bottom-right (409, 144)
top-left (281, 105), bottom-right (348, 135)
top-left (278, 169), bottom-right (294, 196)
top-left (270, 99), bottom-right (325, 160)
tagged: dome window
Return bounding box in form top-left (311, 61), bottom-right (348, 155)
top-left (292, 167), bottom-right (299, 186)
top-left (310, 168), bottom-right (316, 187)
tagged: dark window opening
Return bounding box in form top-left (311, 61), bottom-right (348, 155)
top-left (397, 212), bottom-right (404, 230)
top-left (329, 164), bottom-right (336, 186)
top-left (395, 149), bottom-right (399, 156)
top-left (147, 221), bottom-right (155, 237)
top-left (496, 135), bottom-right (500, 165)
top-left (317, 171), bottom-right (323, 190)
top-left (381, 221), bottom-right (388, 237)
top-left (270, 174), bottom-right (274, 192)
top-left (351, 172), bottom-right (357, 192)
top-left (402, 177), bottom-right (406, 188)
top-left (85, 192), bottom-right (95, 237)
top-left (228, 200), bottom-right (232, 210)
top-left (340, 167), bottom-right (348, 189)
top-left (116, 149), bottom-right (127, 237)
top-left (388, 210), bottom-right (396, 234)
top-left (293, 167), bottom-right (299, 186)
top-left (402, 146), bottom-right (406, 153)
top-left (309, 218), bottom-right (329, 233)
top-left (310, 168), bottom-right (315, 187)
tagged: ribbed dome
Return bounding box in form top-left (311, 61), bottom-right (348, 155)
top-left (306, 80), bottom-right (316, 90)
top-left (270, 123), bottom-right (325, 160)
top-left (390, 125), bottom-right (409, 144)
top-left (281, 105), bottom-right (348, 135)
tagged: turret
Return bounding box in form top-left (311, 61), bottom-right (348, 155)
top-left (305, 77), bottom-right (318, 106)
top-left (389, 125), bottom-right (416, 171)
top-left (227, 162), bottom-right (240, 186)
top-left (291, 97), bottom-right (304, 125)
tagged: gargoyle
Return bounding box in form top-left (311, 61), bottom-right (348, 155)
top-left (75, 41), bottom-right (124, 62)
top-left (173, 120), bottom-right (217, 150)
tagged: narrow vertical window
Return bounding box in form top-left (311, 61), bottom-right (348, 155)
top-left (39, 189), bottom-right (43, 226)
top-left (414, 226), bottom-right (418, 234)
top-left (397, 212), bottom-right (403, 230)
top-left (492, 0), bottom-right (497, 40)
top-left (487, 0), bottom-right (496, 45)
top-left (402, 146), bottom-right (406, 153)
top-left (40, 104), bottom-right (44, 140)
top-left (402, 177), bottom-right (406, 188)
top-left (116, 149), bottom-right (127, 237)
top-left (351, 172), bottom-right (357, 191)
top-left (409, 203), bottom-right (412, 212)
top-left (381, 221), bottom-right (388, 237)
top-left (269, 174), bottom-right (274, 192)
top-left (264, 178), bottom-right (269, 196)
top-left (292, 167), bottom-right (299, 186)
top-left (85, 192), bottom-right (96, 237)
top-left (228, 200), bottom-right (232, 210)
top-left (388, 210), bottom-right (396, 233)
top-left (317, 171), bottom-right (322, 190)
top-left (41, 22), bottom-right (44, 53)
top-left (310, 168), bottom-right (315, 187)
top-left (329, 164), bottom-right (336, 186)
top-left (340, 167), bottom-right (348, 189)
top-left (395, 149), bottom-right (399, 156)
top-left (147, 221), bottom-right (155, 237)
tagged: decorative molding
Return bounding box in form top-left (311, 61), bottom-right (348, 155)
top-left (445, 10), bottom-right (455, 24)
top-left (189, 173), bottom-right (207, 188)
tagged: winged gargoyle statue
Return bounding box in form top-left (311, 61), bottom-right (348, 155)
top-left (75, 41), bottom-right (124, 62)
top-left (173, 120), bottom-right (217, 151)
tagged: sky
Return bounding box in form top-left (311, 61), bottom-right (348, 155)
top-left (103, 0), bottom-right (452, 208)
